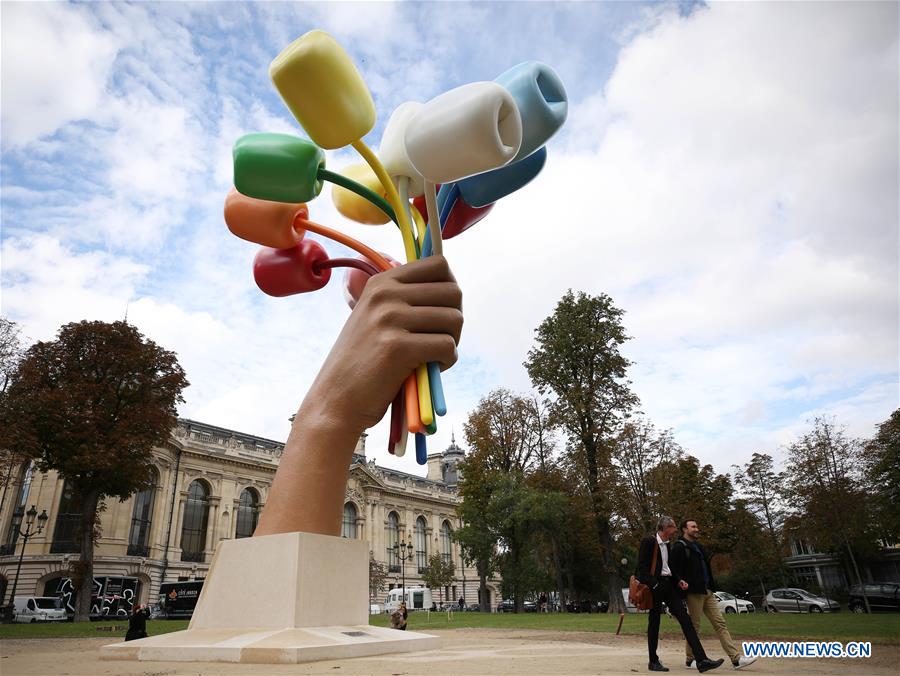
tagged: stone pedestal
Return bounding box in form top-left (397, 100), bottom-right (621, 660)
top-left (101, 532), bottom-right (440, 664)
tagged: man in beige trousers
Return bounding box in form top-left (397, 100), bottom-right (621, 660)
top-left (669, 519), bottom-right (757, 671)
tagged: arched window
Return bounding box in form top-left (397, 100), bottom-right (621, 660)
top-left (51, 480), bottom-right (83, 554)
top-left (2, 462), bottom-right (33, 556)
top-left (342, 502), bottom-right (358, 539)
top-left (235, 488), bottom-right (260, 539)
top-left (180, 480), bottom-right (210, 562)
top-left (415, 516), bottom-right (428, 572)
top-left (441, 520), bottom-right (453, 565)
top-left (386, 511), bottom-right (399, 571)
top-left (127, 468), bottom-right (157, 557)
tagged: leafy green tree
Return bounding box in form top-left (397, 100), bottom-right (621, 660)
top-left (455, 455), bottom-right (500, 612)
top-left (421, 552), bottom-right (456, 605)
top-left (863, 409), bottom-right (900, 543)
top-left (732, 452), bottom-right (788, 585)
top-left (525, 290), bottom-right (639, 612)
top-left (785, 417), bottom-right (875, 610)
top-left (0, 320), bottom-right (188, 621)
top-left (651, 455), bottom-right (737, 558)
top-left (612, 419), bottom-right (683, 541)
top-left (369, 554), bottom-right (388, 604)
top-left (0, 317), bottom-right (27, 505)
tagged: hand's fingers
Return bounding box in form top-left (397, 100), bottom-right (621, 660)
top-left (386, 255), bottom-right (455, 284)
top-left (399, 307), bottom-right (464, 344)
top-left (398, 333), bottom-right (458, 371)
top-left (390, 282), bottom-right (462, 309)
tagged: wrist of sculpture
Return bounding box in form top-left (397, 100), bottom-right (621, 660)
top-left (292, 394), bottom-right (365, 461)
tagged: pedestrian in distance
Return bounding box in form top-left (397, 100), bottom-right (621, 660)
top-left (636, 516), bottom-right (725, 673)
top-left (669, 519), bottom-right (758, 670)
top-left (124, 603), bottom-right (150, 642)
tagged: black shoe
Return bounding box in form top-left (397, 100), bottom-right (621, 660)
top-left (649, 662), bottom-right (670, 672)
top-left (696, 659), bottom-right (725, 673)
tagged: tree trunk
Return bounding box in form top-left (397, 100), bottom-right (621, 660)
top-left (551, 535), bottom-right (566, 613)
top-left (74, 489), bottom-right (100, 622)
top-left (478, 573), bottom-right (489, 612)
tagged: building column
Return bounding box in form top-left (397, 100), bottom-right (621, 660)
top-left (171, 496), bottom-right (186, 555)
top-left (204, 499), bottom-right (220, 557)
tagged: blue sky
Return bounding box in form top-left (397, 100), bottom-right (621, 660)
top-left (2, 1), bottom-right (897, 477)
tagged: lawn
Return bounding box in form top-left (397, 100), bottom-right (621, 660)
top-left (374, 610), bottom-right (900, 645)
top-left (2, 611), bottom-right (897, 645)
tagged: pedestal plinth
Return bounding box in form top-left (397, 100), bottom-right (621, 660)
top-left (101, 532), bottom-right (440, 664)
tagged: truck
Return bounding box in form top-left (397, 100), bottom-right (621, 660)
top-left (12, 596), bottom-right (68, 623)
top-left (385, 586), bottom-right (433, 613)
top-left (157, 581), bottom-right (204, 619)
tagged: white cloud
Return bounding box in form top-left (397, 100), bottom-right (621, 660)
top-left (2, 2), bottom-right (896, 479)
top-left (1, 3), bottom-right (120, 147)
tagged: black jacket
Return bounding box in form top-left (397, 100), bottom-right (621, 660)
top-left (636, 535), bottom-right (684, 590)
top-left (669, 538), bottom-right (717, 594)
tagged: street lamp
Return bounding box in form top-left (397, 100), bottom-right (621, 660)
top-left (4, 505), bottom-right (49, 617)
top-left (392, 536), bottom-right (414, 603)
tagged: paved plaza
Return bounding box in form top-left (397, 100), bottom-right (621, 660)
top-left (2, 628), bottom-right (897, 675)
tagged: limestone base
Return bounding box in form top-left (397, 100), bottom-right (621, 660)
top-left (101, 532), bottom-right (440, 664)
top-left (100, 625), bottom-right (441, 664)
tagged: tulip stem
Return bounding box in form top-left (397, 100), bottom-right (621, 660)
top-left (317, 167), bottom-right (396, 224)
top-left (312, 257), bottom-right (380, 277)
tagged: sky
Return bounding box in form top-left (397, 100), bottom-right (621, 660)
top-left (1, 1), bottom-right (897, 480)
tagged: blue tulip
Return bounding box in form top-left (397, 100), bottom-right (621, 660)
top-left (456, 146), bottom-right (547, 208)
top-left (495, 61), bottom-right (568, 162)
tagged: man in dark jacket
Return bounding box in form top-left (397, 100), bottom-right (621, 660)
top-left (636, 516), bottom-right (724, 673)
top-left (670, 519), bottom-right (757, 670)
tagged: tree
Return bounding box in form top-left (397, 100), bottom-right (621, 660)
top-left (458, 388), bottom-right (545, 611)
top-left (525, 290), bottom-right (639, 612)
top-left (455, 458), bottom-right (499, 612)
top-left (785, 417), bottom-right (874, 610)
top-left (369, 553), bottom-right (388, 604)
top-left (0, 320), bottom-right (188, 621)
top-left (863, 409), bottom-right (900, 543)
top-left (612, 419), bottom-right (683, 540)
top-left (0, 317), bottom-right (24, 395)
top-left (0, 317), bottom-right (27, 511)
top-left (421, 553), bottom-right (456, 605)
top-left (732, 452), bottom-right (788, 585)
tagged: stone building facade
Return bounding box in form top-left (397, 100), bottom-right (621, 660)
top-left (0, 419), bottom-right (497, 614)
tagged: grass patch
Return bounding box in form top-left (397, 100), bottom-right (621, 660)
top-left (3, 612), bottom-right (897, 645)
top-left (0, 619), bottom-right (189, 640)
top-left (373, 610), bottom-right (900, 645)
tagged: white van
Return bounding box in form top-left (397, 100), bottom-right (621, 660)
top-left (13, 596), bottom-right (68, 623)
top-left (385, 587), bottom-right (433, 613)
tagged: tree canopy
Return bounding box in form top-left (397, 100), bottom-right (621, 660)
top-left (0, 320), bottom-right (188, 620)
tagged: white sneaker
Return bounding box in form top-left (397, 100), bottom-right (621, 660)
top-left (733, 656), bottom-right (758, 670)
top-left (686, 660), bottom-right (696, 669)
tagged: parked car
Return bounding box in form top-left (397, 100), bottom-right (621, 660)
top-left (564, 599), bottom-right (608, 613)
top-left (848, 583), bottom-right (900, 613)
top-left (369, 603), bottom-right (383, 614)
top-left (12, 596), bottom-right (67, 623)
top-left (496, 599), bottom-right (516, 613)
top-left (713, 592), bottom-right (755, 614)
top-left (765, 588), bottom-right (840, 613)
top-left (523, 600), bottom-right (537, 612)
top-left (467, 603), bottom-right (480, 612)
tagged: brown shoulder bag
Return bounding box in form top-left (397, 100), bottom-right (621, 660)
top-left (628, 542), bottom-right (658, 610)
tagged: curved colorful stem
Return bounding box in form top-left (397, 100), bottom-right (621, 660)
top-left (318, 167), bottom-right (396, 224)
top-left (312, 257), bottom-right (381, 277)
top-left (415, 432), bottom-right (427, 465)
top-left (293, 213), bottom-right (422, 433)
top-left (422, 183), bottom-right (460, 258)
top-left (424, 180), bottom-right (443, 256)
top-left (351, 140), bottom-right (434, 432)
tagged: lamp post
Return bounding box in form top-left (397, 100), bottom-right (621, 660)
top-left (4, 505), bottom-right (49, 620)
top-left (393, 536), bottom-right (414, 604)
